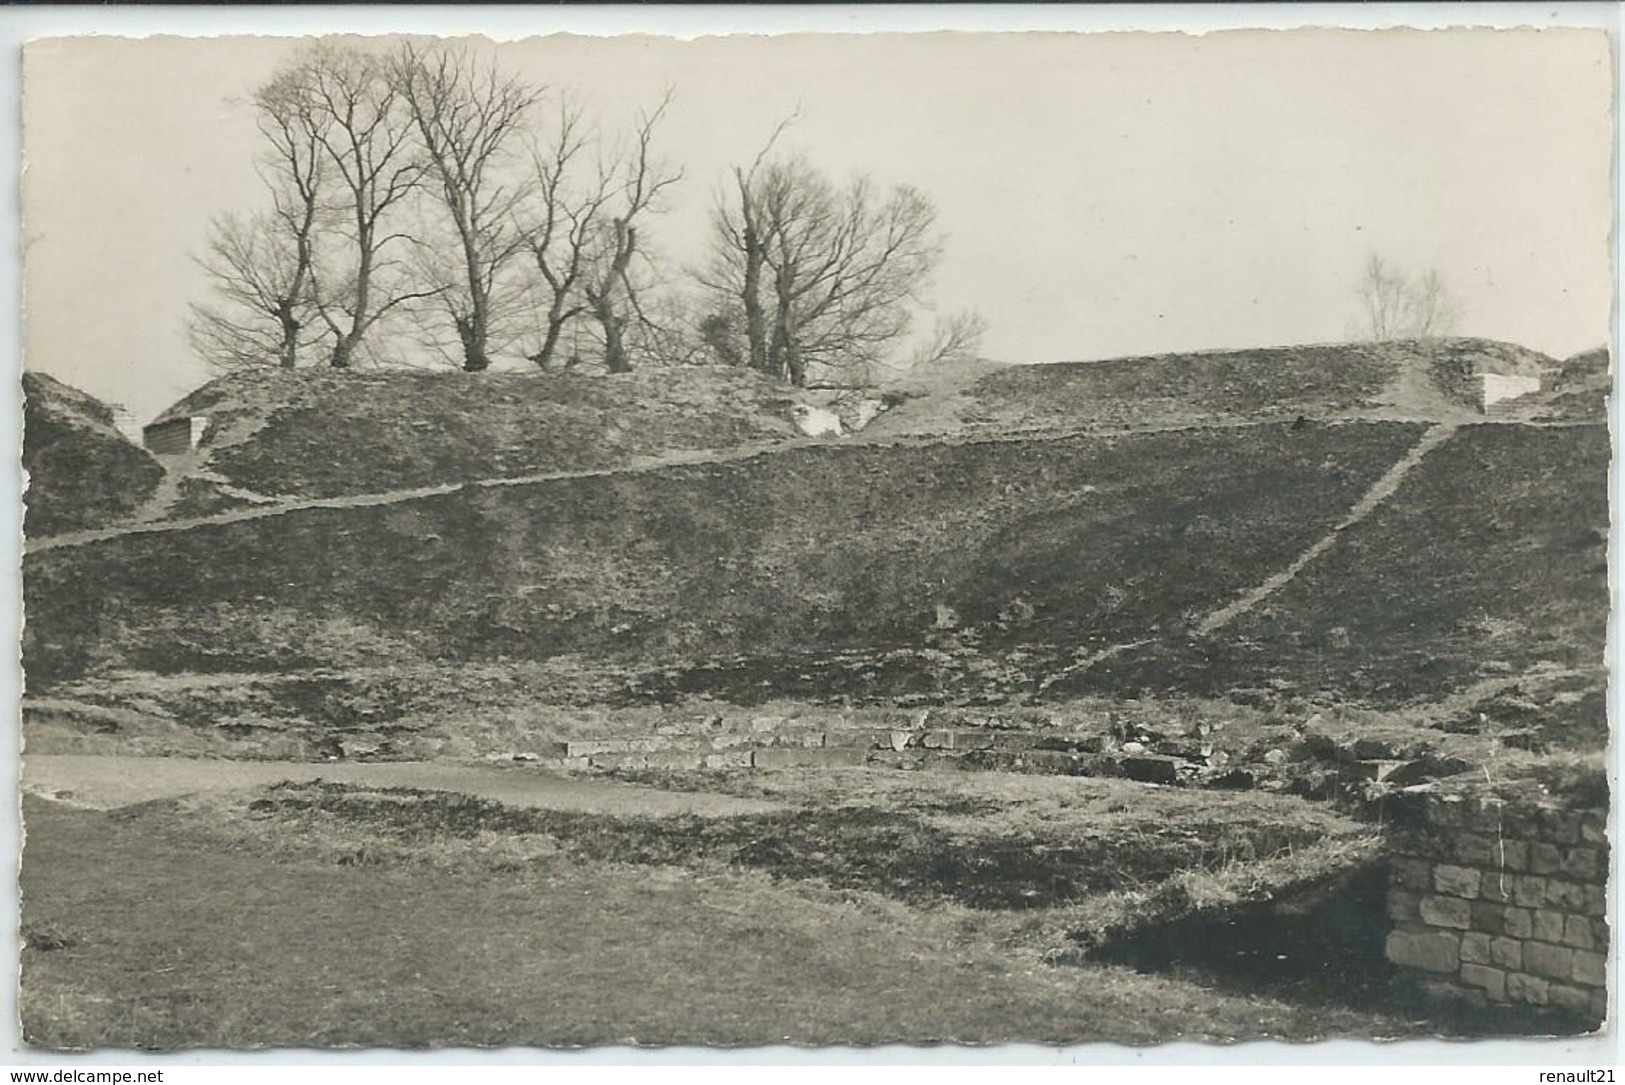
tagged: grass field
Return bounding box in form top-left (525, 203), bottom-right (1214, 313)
top-left (22, 770), bottom-right (1448, 1050)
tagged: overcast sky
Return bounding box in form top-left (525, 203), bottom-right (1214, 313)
top-left (21, 27), bottom-right (1613, 424)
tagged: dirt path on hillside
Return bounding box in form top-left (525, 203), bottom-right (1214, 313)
top-left (1034, 639), bottom-right (1155, 695)
top-left (20, 754), bottom-right (779, 817)
top-left (1197, 423), bottom-right (1458, 635)
top-left (29, 414), bottom-right (1591, 557)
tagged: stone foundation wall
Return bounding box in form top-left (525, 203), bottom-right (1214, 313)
top-left (1384, 786), bottom-right (1609, 1023)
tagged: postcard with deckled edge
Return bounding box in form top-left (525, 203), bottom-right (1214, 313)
top-left (14, 24), bottom-right (1614, 1053)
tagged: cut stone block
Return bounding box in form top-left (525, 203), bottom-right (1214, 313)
top-left (1529, 843), bottom-right (1564, 876)
top-left (1549, 983), bottom-right (1593, 1014)
top-left (1546, 879), bottom-right (1589, 912)
top-left (1452, 833), bottom-right (1498, 866)
top-left (1386, 929), bottom-right (1461, 973)
top-left (1563, 915), bottom-right (1599, 950)
top-left (1506, 972), bottom-right (1550, 1005)
top-left (1459, 963), bottom-right (1507, 1001)
top-left (1533, 910), bottom-right (1567, 944)
top-left (1458, 932), bottom-right (1491, 964)
top-left (1419, 894), bottom-right (1472, 929)
top-left (1572, 949), bottom-right (1607, 988)
top-left (1433, 864), bottom-right (1482, 899)
top-left (822, 729), bottom-right (890, 749)
top-left (751, 747), bottom-right (869, 770)
top-left (1562, 846), bottom-right (1603, 882)
top-left (1479, 871), bottom-right (1515, 904)
top-left (1524, 941), bottom-right (1574, 981)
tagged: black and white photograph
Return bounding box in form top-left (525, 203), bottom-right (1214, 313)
top-left (13, 20), bottom-right (1615, 1053)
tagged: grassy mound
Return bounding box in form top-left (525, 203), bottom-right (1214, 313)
top-left (1529, 346), bottom-right (1610, 421)
top-left (871, 338), bottom-right (1553, 438)
top-left (146, 365), bottom-right (807, 508)
top-left (23, 421), bottom-right (1424, 688)
top-left (22, 373), bottom-right (163, 537)
top-left (224, 775), bottom-right (1357, 910)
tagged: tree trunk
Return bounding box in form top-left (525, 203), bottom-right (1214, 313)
top-left (785, 337), bottom-right (806, 388)
top-left (741, 220), bottom-right (769, 375)
top-left (456, 313), bottom-right (491, 373)
top-left (768, 319), bottom-right (789, 383)
top-left (532, 315), bottom-right (565, 370)
top-left (770, 264), bottom-right (798, 384)
top-left (330, 226), bottom-right (374, 369)
top-left (459, 222), bottom-right (490, 372)
top-left (276, 303), bottom-right (300, 369)
top-left (330, 333), bottom-right (359, 369)
top-left (592, 220), bottom-right (637, 374)
top-left (779, 301), bottom-right (805, 387)
top-left (593, 292), bottom-right (631, 374)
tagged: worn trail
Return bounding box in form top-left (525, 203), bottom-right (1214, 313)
top-left (1197, 423), bottom-right (1458, 635)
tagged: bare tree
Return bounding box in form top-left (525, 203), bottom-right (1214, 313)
top-left (579, 93), bottom-right (683, 374)
top-left (280, 42), bottom-right (435, 369)
top-left (188, 211), bottom-right (328, 371)
top-left (705, 138), bottom-right (944, 387)
top-left (1352, 254), bottom-right (1462, 341)
top-left (1406, 267), bottom-right (1463, 339)
top-left (188, 64), bottom-right (329, 371)
top-left (513, 92), bottom-right (682, 374)
top-left (394, 42), bottom-right (545, 372)
top-left (703, 116), bottom-right (797, 377)
top-left (518, 98), bottom-right (610, 371)
top-left (907, 309), bottom-right (988, 369)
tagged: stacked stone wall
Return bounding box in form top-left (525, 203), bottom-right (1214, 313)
top-left (1385, 788), bottom-right (1609, 1024)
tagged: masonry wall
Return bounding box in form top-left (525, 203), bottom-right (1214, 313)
top-left (1481, 372), bottom-right (1542, 413)
top-left (143, 416), bottom-right (207, 456)
top-left (1385, 786), bottom-right (1609, 1024)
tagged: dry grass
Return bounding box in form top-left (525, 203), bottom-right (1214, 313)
top-left (20, 791), bottom-right (1424, 1050)
top-left (136, 771), bottom-right (1359, 912)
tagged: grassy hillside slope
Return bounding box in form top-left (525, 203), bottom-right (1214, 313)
top-left (145, 366), bottom-right (809, 515)
top-left (23, 422), bottom-right (1425, 689)
top-left (870, 339), bottom-right (1554, 439)
top-left (1077, 424), bottom-right (1608, 711)
top-left (22, 372), bottom-right (164, 536)
top-left (1529, 347), bottom-right (1609, 421)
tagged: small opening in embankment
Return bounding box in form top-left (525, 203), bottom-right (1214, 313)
top-left (1082, 860), bottom-right (1600, 1036)
top-left (1087, 863), bottom-right (1397, 1008)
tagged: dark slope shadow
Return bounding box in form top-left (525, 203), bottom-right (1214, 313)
top-left (1086, 863), bottom-right (1598, 1038)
